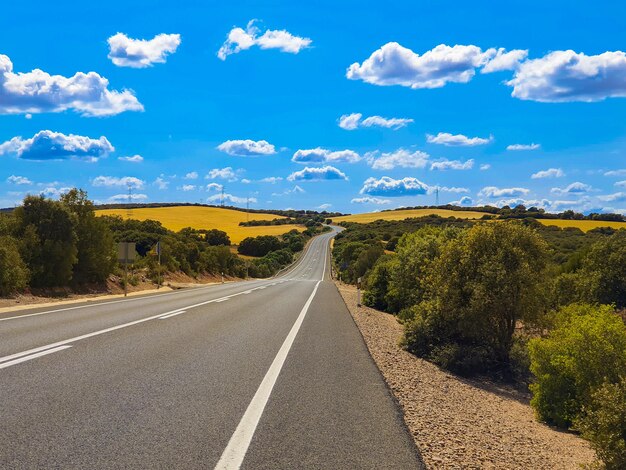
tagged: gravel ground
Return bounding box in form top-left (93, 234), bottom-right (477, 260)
top-left (335, 281), bottom-right (596, 470)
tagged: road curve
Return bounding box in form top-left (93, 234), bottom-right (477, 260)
top-left (0, 227), bottom-right (424, 469)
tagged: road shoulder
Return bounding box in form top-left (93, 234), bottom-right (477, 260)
top-left (335, 281), bottom-right (596, 469)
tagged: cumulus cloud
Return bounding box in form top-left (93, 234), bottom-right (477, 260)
top-left (154, 176), bottom-right (169, 190)
top-left (206, 167), bottom-right (239, 181)
top-left (0, 130), bottom-right (114, 161)
top-left (431, 186), bottom-right (469, 194)
top-left (217, 139), bottom-right (276, 156)
top-left (605, 169), bottom-right (626, 177)
top-left (360, 176), bottom-right (429, 197)
top-left (481, 48), bottom-right (528, 73)
top-left (368, 149), bottom-right (429, 170)
top-left (40, 186), bottom-right (72, 198)
top-left (351, 196), bottom-right (391, 205)
top-left (118, 155), bottom-right (143, 162)
top-left (109, 193), bottom-right (148, 202)
top-left (184, 171), bottom-right (198, 180)
top-left (107, 33), bottom-right (181, 68)
top-left (347, 43), bottom-right (499, 89)
top-left (217, 20), bottom-right (312, 60)
top-left (598, 192), bottom-right (626, 202)
top-left (206, 183), bottom-right (223, 191)
top-left (259, 176), bottom-right (283, 184)
top-left (430, 158), bottom-right (474, 171)
top-left (480, 164), bottom-right (491, 170)
top-left (479, 186), bottom-right (530, 198)
top-left (7, 175), bottom-right (32, 185)
top-left (427, 132), bottom-right (492, 146)
top-left (292, 148), bottom-right (360, 164)
top-left (181, 184), bottom-right (196, 191)
top-left (507, 50), bottom-right (626, 102)
top-left (338, 113), bottom-right (413, 130)
top-left (450, 195), bottom-right (474, 206)
top-left (92, 176), bottom-right (144, 189)
top-left (616, 180), bottom-right (626, 188)
top-left (551, 182), bottom-right (592, 195)
top-left (507, 143), bottom-right (540, 151)
top-left (272, 185), bottom-right (305, 196)
top-left (0, 54), bottom-right (143, 116)
top-left (287, 166), bottom-right (348, 182)
top-left (207, 193), bottom-right (257, 204)
top-left (531, 168), bottom-right (564, 179)
top-left (318, 203), bottom-right (332, 210)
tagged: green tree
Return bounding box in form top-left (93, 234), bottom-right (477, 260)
top-left (0, 236), bottom-right (29, 295)
top-left (15, 195), bottom-right (77, 287)
top-left (61, 189), bottom-right (116, 283)
top-left (529, 303), bottom-right (626, 428)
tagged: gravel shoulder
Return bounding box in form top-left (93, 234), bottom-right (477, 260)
top-left (335, 281), bottom-right (596, 469)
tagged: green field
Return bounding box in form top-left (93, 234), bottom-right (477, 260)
top-left (96, 206), bottom-right (304, 244)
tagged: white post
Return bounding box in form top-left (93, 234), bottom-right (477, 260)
top-left (357, 276), bottom-right (362, 307)
top-left (221, 272), bottom-right (224, 284)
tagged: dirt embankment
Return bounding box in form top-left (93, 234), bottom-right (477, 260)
top-left (335, 281), bottom-right (596, 470)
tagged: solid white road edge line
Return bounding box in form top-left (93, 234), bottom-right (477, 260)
top-left (0, 345), bottom-right (73, 370)
top-left (214, 280), bottom-right (322, 470)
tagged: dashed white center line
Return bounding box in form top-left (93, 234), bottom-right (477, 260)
top-left (0, 345), bottom-right (73, 370)
top-left (158, 310), bottom-right (187, 320)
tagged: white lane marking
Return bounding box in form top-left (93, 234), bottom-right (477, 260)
top-left (242, 290), bottom-right (252, 295)
top-left (214, 280), bottom-right (322, 470)
top-left (0, 280), bottom-right (271, 323)
top-left (158, 310), bottom-right (187, 320)
top-left (0, 345), bottom-right (73, 370)
top-left (0, 282), bottom-right (281, 367)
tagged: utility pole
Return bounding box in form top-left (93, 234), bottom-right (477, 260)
top-left (127, 183), bottom-right (133, 218)
top-left (221, 186), bottom-right (225, 207)
top-left (435, 187), bottom-right (440, 206)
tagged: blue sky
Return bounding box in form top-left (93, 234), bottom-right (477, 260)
top-left (2, 0), bottom-right (626, 214)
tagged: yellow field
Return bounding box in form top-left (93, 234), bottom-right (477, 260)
top-left (333, 208), bottom-right (490, 224)
top-left (333, 209), bottom-right (626, 232)
top-left (537, 219), bottom-right (626, 232)
top-left (96, 206), bottom-right (305, 244)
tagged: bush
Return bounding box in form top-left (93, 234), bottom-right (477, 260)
top-left (578, 378), bottom-right (626, 470)
top-left (238, 235), bottom-right (283, 257)
top-left (0, 236), bottom-right (29, 295)
top-left (363, 255), bottom-right (397, 311)
top-left (528, 304), bottom-right (626, 428)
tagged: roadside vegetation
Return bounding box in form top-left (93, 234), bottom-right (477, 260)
top-left (0, 190), bottom-right (328, 296)
top-left (332, 212), bottom-right (626, 468)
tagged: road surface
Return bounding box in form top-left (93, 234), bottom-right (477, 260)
top-left (0, 228), bottom-right (423, 469)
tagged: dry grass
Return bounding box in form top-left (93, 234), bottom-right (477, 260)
top-left (333, 209), bottom-right (490, 224)
top-left (333, 209), bottom-right (626, 232)
top-left (96, 206), bottom-right (305, 244)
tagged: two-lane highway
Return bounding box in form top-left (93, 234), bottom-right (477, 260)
top-left (0, 227), bottom-right (423, 469)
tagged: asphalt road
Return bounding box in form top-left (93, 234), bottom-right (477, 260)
top-left (0, 227), bottom-right (424, 469)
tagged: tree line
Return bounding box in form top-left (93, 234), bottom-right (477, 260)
top-left (333, 216), bottom-right (626, 468)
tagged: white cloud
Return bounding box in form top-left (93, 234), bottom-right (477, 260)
top-left (338, 112), bottom-right (413, 130)
top-left (531, 168), bottom-right (564, 179)
top-left (479, 186), bottom-right (530, 198)
top-left (273, 185), bottom-right (305, 196)
top-left (507, 50), bottom-right (626, 102)
top-left (206, 167), bottom-right (239, 181)
top-left (292, 148), bottom-right (360, 164)
top-left (318, 203), bottom-right (332, 210)
top-left (551, 182), bottom-right (592, 195)
top-left (181, 185), bottom-right (196, 191)
top-left (481, 48), bottom-right (528, 73)
top-left (430, 158), bottom-right (474, 171)
top-left (7, 175), bottom-right (32, 185)
top-left (207, 193), bottom-right (257, 204)
top-left (432, 186), bottom-right (469, 194)
top-left (92, 176), bottom-right (144, 189)
top-left (368, 149), bottom-right (429, 170)
top-left (287, 166), bottom-right (348, 182)
top-left (360, 176), bottom-right (429, 197)
top-left (217, 139), bottom-right (276, 156)
top-left (493, 198), bottom-right (552, 209)
top-left (347, 43), bottom-right (498, 89)
top-left (0, 130), bottom-right (114, 161)
top-left (0, 54), bottom-right (143, 116)
top-left (427, 132), bottom-right (492, 146)
top-left (108, 193), bottom-right (148, 202)
top-left (217, 20), bottom-right (312, 60)
top-left (480, 164), bottom-right (491, 171)
top-left (184, 171), bottom-right (198, 180)
top-left (351, 196), bottom-right (391, 205)
top-left (240, 179), bottom-right (252, 184)
top-left (507, 143), bottom-right (540, 151)
top-left (107, 33), bottom-right (181, 68)
top-left (605, 169), bottom-right (626, 177)
top-left (118, 154), bottom-right (143, 162)
top-left (616, 180), bottom-right (626, 188)
top-left (259, 176), bottom-right (283, 184)
top-left (40, 186), bottom-right (72, 198)
top-left (154, 176), bottom-right (169, 190)
top-left (206, 183), bottom-right (223, 191)
top-left (598, 192), bottom-right (626, 202)
top-left (450, 195), bottom-right (474, 206)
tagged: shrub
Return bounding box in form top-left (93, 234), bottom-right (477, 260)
top-left (363, 255), bottom-right (397, 311)
top-left (0, 236), bottom-right (29, 295)
top-left (580, 231), bottom-right (626, 308)
top-left (578, 378), bottom-right (626, 470)
top-left (528, 303), bottom-right (626, 428)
